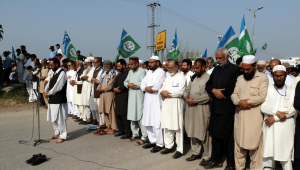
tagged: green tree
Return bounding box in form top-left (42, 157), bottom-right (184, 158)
top-left (0, 24), bottom-right (3, 41)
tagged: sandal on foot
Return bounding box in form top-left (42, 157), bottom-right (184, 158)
top-left (127, 137), bottom-right (136, 142)
top-left (186, 154), bottom-right (202, 161)
top-left (135, 140), bottom-right (147, 146)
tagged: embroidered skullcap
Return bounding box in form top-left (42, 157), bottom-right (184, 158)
top-left (273, 65), bottom-right (286, 73)
top-left (150, 56), bottom-right (160, 61)
top-left (84, 58), bottom-right (91, 62)
top-left (242, 55), bottom-right (256, 64)
top-left (257, 60), bottom-right (266, 65)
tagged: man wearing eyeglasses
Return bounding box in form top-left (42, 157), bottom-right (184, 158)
top-left (159, 59), bottom-right (187, 159)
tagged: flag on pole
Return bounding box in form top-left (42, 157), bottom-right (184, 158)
top-left (202, 48), bottom-right (207, 58)
top-left (11, 46), bottom-right (17, 64)
top-left (62, 31), bottom-right (78, 61)
top-left (114, 53), bottom-right (120, 63)
top-left (216, 26), bottom-right (239, 63)
top-left (117, 29), bottom-right (141, 58)
top-left (238, 16), bottom-right (254, 57)
top-left (168, 29), bottom-right (180, 59)
top-left (262, 43), bottom-right (267, 50)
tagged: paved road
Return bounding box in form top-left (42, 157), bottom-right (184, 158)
top-left (0, 105), bottom-right (225, 170)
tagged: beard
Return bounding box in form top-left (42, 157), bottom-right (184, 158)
top-left (170, 71), bottom-right (176, 76)
top-left (181, 68), bottom-right (187, 73)
top-left (219, 59), bottom-right (228, 67)
top-left (243, 71), bottom-right (255, 80)
top-left (117, 68), bottom-right (124, 72)
top-left (275, 81), bottom-right (285, 88)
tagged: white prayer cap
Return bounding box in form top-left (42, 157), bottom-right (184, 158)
top-left (84, 58), bottom-right (92, 62)
top-left (163, 62), bottom-right (166, 64)
top-left (273, 65), bottom-right (286, 73)
top-left (257, 60), bottom-right (266, 65)
top-left (150, 56), bottom-right (160, 61)
top-left (139, 60), bottom-right (144, 64)
top-left (242, 55), bottom-right (256, 64)
top-left (192, 61), bottom-right (195, 65)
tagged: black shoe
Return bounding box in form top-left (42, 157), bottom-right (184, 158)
top-left (143, 143), bottom-right (156, 149)
top-left (120, 135), bottom-right (131, 139)
top-left (160, 148), bottom-right (174, 155)
top-left (199, 159), bottom-right (209, 166)
top-left (114, 131), bottom-right (125, 137)
top-left (172, 151), bottom-right (183, 159)
top-left (75, 117), bottom-right (80, 120)
top-left (224, 166), bottom-right (235, 170)
top-left (26, 153), bottom-right (41, 164)
top-left (30, 154), bottom-right (47, 166)
top-left (79, 121), bottom-right (87, 124)
top-left (150, 145), bottom-right (164, 153)
top-left (74, 119), bottom-right (83, 122)
top-left (186, 154), bottom-right (202, 161)
top-left (204, 161), bottom-right (222, 169)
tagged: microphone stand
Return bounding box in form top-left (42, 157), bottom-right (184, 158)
top-left (34, 73), bottom-right (49, 146)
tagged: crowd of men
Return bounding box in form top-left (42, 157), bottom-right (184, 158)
top-left (2, 45), bottom-right (300, 170)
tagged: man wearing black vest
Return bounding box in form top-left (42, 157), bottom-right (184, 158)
top-left (44, 58), bottom-right (68, 144)
top-left (89, 57), bottom-right (104, 125)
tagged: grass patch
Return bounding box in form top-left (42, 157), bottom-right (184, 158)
top-left (0, 86), bottom-right (28, 106)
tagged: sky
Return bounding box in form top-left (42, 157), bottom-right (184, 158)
top-left (0, 0), bottom-right (299, 61)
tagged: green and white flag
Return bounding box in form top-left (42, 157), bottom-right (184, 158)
top-left (168, 29), bottom-right (180, 59)
top-left (117, 29), bottom-right (140, 58)
top-left (238, 16), bottom-right (254, 57)
top-left (63, 31), bottom-right (78, 61)
top-left (262, 43), bottom-right (267, 50)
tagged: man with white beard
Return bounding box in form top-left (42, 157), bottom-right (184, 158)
top-left (141, 56), bottom-right (166, 153)
top-left (70, 60), bottom-right (84, 119)
top-left (159, 59), bottom-right (187, 159)
top-left (257, 60), bottom-right (267, 74)
top-left (79, 59), bottom-right (94, 125)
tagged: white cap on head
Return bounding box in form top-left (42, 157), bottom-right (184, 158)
top-left (242, 55), bottom-right (256, 64)
top-left (192, 61), bottom-right (195, 65)
top-left (139, 60), bottom-right (144, 64)
top-left (257, 60), bottom-right (266, 65)
top-left (163, 62), bottom-right (166, 64)
top-left (273, 65), bottom-right (286, 73)
top-left (84, 58), bottom-right (92, 62)
top-left (150, 56), bottom-right (160, 61)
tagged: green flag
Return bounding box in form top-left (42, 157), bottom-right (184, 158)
top-left (153, 50), bottom-right (158, 56)
top-left (11, 47), bottom-right (17, 65)
top-left (168, 29), bottom-right (180, 59)
top-left (238, 16), bottom-right (254, 57)
top-left (118, 30), bottom-right (140, 58)
top-left (66, 43), bottom-right (78, 61)
top-left (262, 43), bottom-right (267, 50)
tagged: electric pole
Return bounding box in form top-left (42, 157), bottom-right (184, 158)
top-left (147, 2), bottom-right (160, 56)
top-left (247, 7), bottom-right (264, 48)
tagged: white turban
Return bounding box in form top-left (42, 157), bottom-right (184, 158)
top-left (139, 60), bottom-right (144, 64)
top-left (242, 55), bottom-right (256, 64)
top-left (273, 65), bottom-right (286, 73)
top-left (150, 56), bottom-right (160, 61)
top-left (257, 60), bottom-right (266, 65)
top-left (84, 58), bottom-right (92, 62)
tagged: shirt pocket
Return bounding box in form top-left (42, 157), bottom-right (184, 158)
top-left (249, 84), bottom-right (259, 96)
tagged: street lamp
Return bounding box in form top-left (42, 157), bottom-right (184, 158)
top-left (247, 6), bottom-right (264, 48)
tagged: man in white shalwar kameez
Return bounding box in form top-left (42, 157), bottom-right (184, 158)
top-left (141, 56), bottom-right (166, 153)
top-left (79, 59), bottom-right (94, 124)
top-left (44, 58), bottom-right (68, 144)
top-left (16, 49), bottom-right (25, 83)
top-left (159, 59), bottom-right (187, 159)
top-left (66, 61), bottom-right (78, 117)
top-left (261, 65), bottom-right (296, 170)
top-left (70, 60), bottom-right (83, 119)
top-left (89, 57), bottom-right (104, 125)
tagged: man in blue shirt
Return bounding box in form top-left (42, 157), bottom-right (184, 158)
top-left (49, 46), bottom-right (57, 59)
top-left (3, 51), bottom-right (12, 85)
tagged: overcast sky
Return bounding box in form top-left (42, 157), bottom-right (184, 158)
top-left (0, 0), bottom-right (299, 61)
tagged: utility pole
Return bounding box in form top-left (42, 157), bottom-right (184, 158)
top-left (147, 2), bottom-right (160, 56)
top-left (247, 7), bottom-right (264, 48)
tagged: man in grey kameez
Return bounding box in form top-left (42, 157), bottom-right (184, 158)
top-left (124, 56), bottom-right (148, 145)
top-left (184, 58), bottom-right (212, 165)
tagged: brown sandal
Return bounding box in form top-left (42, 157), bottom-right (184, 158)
top-left (135, 140), bottom-right (147, 146)
top-left (127, 137), bottom-right (136, 142)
